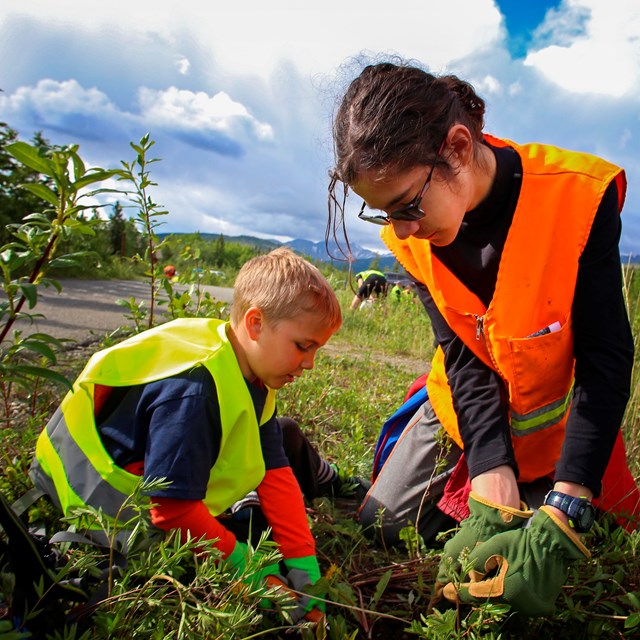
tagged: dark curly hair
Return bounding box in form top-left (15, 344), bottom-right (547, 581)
top-left (326, 59), bottom-right (487, 260)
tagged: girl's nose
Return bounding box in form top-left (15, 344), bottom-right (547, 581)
top-left (390, 218), bottom-right (421, 240)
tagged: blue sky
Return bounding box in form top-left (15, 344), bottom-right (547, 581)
top-left (1, 0), bottom-right (639, 255)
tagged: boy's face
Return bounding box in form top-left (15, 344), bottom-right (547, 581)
top-left (244, 308), bottom-right (337, 389)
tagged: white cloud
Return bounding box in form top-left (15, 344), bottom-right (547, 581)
top-left (1, 79), bottom-right (116, 118)
top-left (524, 0), bottom-right (640, 97)
top-left (138, 87), bottom-right (273, 142)
top-left (475, 75), bottom-right (502, 95)
top-left (176, 56), bottom-right (190, 76)
top-left (0, 79), bottom-right (125, 140)
top-left (0, 0), bottom-right (502, 78)
top-left (1, 0), bottom-right (639, 254)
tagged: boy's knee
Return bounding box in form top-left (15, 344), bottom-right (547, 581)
top-left (278, 417), bottom-right (304, 455)
top-left (278, 416), bottom-right (301, 436)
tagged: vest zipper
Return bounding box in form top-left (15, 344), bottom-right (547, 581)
top-left (475, 314), bottom-right (484, 340)
top-left (473, 313), bottom-right (503, 376)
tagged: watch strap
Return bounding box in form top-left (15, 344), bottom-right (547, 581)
top-left (544, 491), bottom-right (594, 532)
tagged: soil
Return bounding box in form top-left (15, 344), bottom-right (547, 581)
top-left (322, 341), bottom-right (429, 377)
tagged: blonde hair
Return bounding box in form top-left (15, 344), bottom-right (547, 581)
top-left (231, 247), bottom-right (342, 330)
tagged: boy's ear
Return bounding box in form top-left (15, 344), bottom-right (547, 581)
top-left (244, 307), bottom-right (264, 341)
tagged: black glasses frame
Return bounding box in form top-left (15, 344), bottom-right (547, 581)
top-left (357, 142), bottom-right (444, 226)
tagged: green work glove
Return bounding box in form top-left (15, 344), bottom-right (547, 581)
top-left (225, 540), bottom-right (282, 588)
top-left (432, 492), bottom-right (533, 606)
top-left (283, 556), bottom-right (325, 616)
top-left (442, 506), bottom-right (591, 616)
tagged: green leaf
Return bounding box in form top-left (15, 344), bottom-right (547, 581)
top-left (625, 612), bottom-right (640, 629)
top-left (14, 340), bottom-right (57, 362)
top-left (626, 591), bottom-right (640, 610)
top-left (1, 249), bottom-right (15, 263)
top-left (47, 257), bottom-right (82, 268)
top-left (13, 365), bottom-right (73, 390)
top-left (22, 332), bottom-right (69, 347)
top-left (18, 282), bottom-right (38, 309)
top-left (69, 147), bottom-right (87, 181)
top-left (22, 212), bottom-right (53, 224)
top-left (20, 182), bottom-right (59, 206)
top-left (371, 569), bottom-right (392, 607)
top-left (6, 141), bottom-right (55, 175)
top-left (39, 278), bottom-right (63, 294)
top-left (73, 169), bottom-right (120, 191)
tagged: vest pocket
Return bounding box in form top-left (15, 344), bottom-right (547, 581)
top-left (505, 318), bottom-right (574, 420)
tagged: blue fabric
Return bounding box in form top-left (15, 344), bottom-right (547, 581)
top-left (372, 386), bottom-right (429, 480)
top-left (97, 366), bottom-right (288, 500)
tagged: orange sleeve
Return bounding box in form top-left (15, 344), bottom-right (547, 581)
top-left (150, 497), bottom-right (236, 558)
top-left (256, 467), bottom-right (315, 559)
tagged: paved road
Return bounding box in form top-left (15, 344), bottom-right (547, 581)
top-left (9, 279), bottom-right (234, 344)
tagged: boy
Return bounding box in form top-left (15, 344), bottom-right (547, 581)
top-left (30, 247), bottom-right (342, 617)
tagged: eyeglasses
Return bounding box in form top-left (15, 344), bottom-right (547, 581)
top-left (357, 144), bottom-right (443, 226)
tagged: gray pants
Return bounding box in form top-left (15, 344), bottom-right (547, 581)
top-left (358, 398), bottom-right (462, 546)
top-left (358, 397), bottom-right (555, 546)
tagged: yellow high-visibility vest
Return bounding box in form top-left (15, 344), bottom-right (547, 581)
top-left (31, 318), bottom-right (275, 520)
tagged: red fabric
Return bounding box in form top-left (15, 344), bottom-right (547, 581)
top-left (438, 455), bottom-right (472, 522)
top-left (124, 461), bottom-right (145, 475)
top-left (150, 497), bottom-right (237, 557)
top-left (439, 432), bottom-right (640, 531)
top-left (93, 384), bottom-right (113, 416)
top-left (256, 467), bottom-right (315, 559)
top-left (405, 374), bottom-right (428, 402)
top-left (593, 430), bottom-right (640, 531)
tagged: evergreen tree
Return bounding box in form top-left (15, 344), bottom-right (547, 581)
top-left (108, 201), bottom-right (127, 256)
top-left (214, 233), bottom-right (225, 267)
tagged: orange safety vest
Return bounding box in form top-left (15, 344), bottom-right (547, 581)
top-left (382, 136), bottom-right (626, 482)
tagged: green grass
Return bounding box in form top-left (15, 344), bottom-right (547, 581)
top-left (1, 267), bottom-right (639, 639)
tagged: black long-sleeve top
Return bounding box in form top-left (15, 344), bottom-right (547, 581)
top-left (414, 143), bottom-right (634, 497)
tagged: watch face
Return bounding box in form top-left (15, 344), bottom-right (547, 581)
top-left (574, 502), bottom-right (596, 533)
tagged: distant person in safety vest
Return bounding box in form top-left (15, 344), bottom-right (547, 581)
top-left (327, 59), bottom-right (636, 617)
top-left (31, 248), bottom-right (344, 625)
top-left (350, 269), bottom-right (387, 309)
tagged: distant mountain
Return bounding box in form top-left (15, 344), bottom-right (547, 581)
top-left (283, 238), bottom-right (383, 262)
top-left (262, 237), bottom-right (400, 272)
top-left (160, 232), bottom-right (399, 271)
top-left (162, 232), bottom-right (640, 269)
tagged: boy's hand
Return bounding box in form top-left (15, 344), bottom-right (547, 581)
top-left (442, 506), bottom-right (590, 616)
top-left (283, 555), bottom-right (325, 614)
top-left (225, 540), bottom-right (281, 587)
top-left (265, 574), bottom-right (326, 625)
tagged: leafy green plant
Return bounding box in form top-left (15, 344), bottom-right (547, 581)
top-left (0, 141), bottom-right (119, 424)
top-left (116, 134), bottom-right (170, 330)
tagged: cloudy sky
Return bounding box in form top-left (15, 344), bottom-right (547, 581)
top-left (1, 0), bottom-right (639, 255)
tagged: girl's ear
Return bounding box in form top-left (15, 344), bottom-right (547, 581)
top-left (446, 124), bottom-right (474, 168)
top-left (244, 307), bottom-right (264, 341)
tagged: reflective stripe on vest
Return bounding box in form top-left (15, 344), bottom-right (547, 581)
top-left (382, 138), bottom-right (625, 481)
top-left (33, 407), bottom-right (138, 521)
top-left (510, 382), bottom-right (574, 436)
top-left (31, 318), bottom-right (275, 520)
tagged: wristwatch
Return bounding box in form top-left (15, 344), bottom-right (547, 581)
top-left (544, 491), bottom-right (596, 533)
